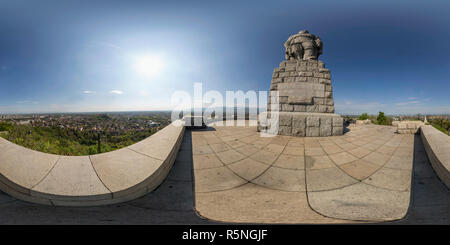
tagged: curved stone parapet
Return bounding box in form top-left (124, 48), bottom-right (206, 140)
top-left (420, 125), bottom-right (450, 188)
top-left (0, 121), bottom-right (185, 206)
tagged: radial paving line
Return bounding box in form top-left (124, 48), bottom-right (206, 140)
top-left (0, 121), bottom-right (185, 206)
top-left (192, 122), bottom-right (415, 223)
top-left (193, 123), bottom-right (346, 223)
top-left (306, 125), bottom-right (413, 222)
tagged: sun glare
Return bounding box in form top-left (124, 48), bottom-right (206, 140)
top-left (134, 55), bottom-right (165, 77)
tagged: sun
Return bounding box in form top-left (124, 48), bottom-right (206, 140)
top-left (134, 55), bottom-right (165, 77)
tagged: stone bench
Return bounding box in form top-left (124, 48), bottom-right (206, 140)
top-left (420, 125), bottom-right (450, 188)
top-left (396, 121), bottom-right (424, 134)
top-left (355, 119), bottom-right (371, 125)
top-left (0, 121), bottom-right (185, 206)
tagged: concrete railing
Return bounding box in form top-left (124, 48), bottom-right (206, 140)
top-left (420, 125), bottom-right (450, 188)
top-left (0, 121), bottom-right (185, 206)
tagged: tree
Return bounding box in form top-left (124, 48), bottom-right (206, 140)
top-left (376, 111), bottom-right (391, 125)
top-left (358, 113), bottom-right (369, 120)
top-left (97, 132), bottom-right (101, 154)
top-left (0, 122), bottom-right (13, 131)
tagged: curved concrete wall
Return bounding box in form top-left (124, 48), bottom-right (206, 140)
top-left (0, 121), bottom-right (185, 206)
top-left (420, 125), bottom-right (450, 188)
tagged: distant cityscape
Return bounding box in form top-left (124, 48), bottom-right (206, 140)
top-left (0, 111), bottom-right (172, 133)
top-left (0, 111), bottom-right (173, 156)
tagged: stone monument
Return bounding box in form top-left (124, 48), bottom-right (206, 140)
top-left (258, 30), bottom-right (344, 136)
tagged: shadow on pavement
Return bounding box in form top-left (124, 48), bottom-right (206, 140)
top-left (394, 133), bottom-right (450, 224)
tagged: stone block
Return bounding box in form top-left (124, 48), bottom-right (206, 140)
top-left (282, 104), bottom-right (294, 112)
top-left (306, 105), bottom-right (318, 112)
top-left (292, 115), bottom-right (306, 128)
top-left (311, 83), bottom-right (324, 91)
top-left (292, 115), bottom-right (306, 137)
top-left (325, 98), bottom-right (334, 105)
top-left (307, 66), bottom-right (317, 71)
top-left (307, 61), bottom-right (318, 68)
top-left (397, 129), bottom-right (408, 134)
top-left (317, 105), bottom-right (328, 113)
top-left (279, 113), bottom-right (292, 126)
top-left (278, 125), bottom-right (292, 136)
top-left (356, 119), bottom-right (371, 125)
top-left (272, 78), bottom-right (282, 83)
top-left (314, 98), bottom-right (325, 105)
top-left (322, 116), bottom-right (332, 125)
top-left (279, 96), bottom-right (288, 103)
top-left (332, 117), bottom-right (343, 127)
top-left (294, 105), bottom-right (306, 112)
top-left (320, 125), bottom-right (332, 137)
top-left (306, 127), bottom-right (320, 137)
top-left (332, 126), bottom-right (343, 135)
top-left (292, 126), bottom-right (306, 137)
top-left (314, 72), bottom-right (324, 78)
top-left (285, 65), bottom-right (296, 71)
top-left (288, 96), bottom-right (313, 105)
top-left (295, 77), bottom-right (307, 82)
top-left (299, 72), bottom-right (313, 77)
top-left (307, 117), bottom-right (320, 127)
top-left (270, 84), bottom-right (277, 91)
top-left (319, 117), bottom-right (332, 137)
top-left (284, 77), bottom-right (294, 83)
top-left (326, 106), bottom-right (335, 113)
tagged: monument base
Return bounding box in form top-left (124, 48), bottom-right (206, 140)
top-left (258, 112), bottom-right (344, 137)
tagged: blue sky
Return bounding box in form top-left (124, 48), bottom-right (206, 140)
top-left (0, 0), bottom-right (449, 115)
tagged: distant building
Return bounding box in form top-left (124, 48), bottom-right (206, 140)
top-left (148, 121), bottom-right (160, 128)
top-left (18, 120), bottom-right (31, 125)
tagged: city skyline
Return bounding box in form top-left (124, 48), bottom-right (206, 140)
top-left (1, 0), bottom-right (450, 115)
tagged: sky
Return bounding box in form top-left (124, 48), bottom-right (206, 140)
top-left (0, 0), bottom-right (449, 115)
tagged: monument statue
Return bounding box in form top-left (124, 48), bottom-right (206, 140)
top-left (284, 30), bottom-right (323, 61)
top-left (258, 30), bottom-right (344, 137)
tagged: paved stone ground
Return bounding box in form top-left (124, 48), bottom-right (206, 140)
top-left (0, 123), bottom-right (448, 224)
top-left (192, 122), bottom-right (450, 224)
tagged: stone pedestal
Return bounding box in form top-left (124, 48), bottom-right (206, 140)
top-left (268, 59), bottom-right (334, 113)
top-left (258, 59), bottom-right (344, 136)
